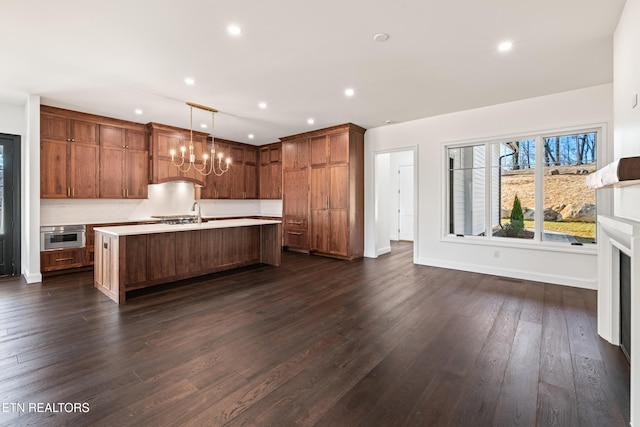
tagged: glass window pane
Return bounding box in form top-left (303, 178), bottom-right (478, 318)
top-left (492, 139), bottom-right (535, 240)
top-left (448, 145), bottom-right (486, 236)
top-left (542, 133), bottom-right (597, 244)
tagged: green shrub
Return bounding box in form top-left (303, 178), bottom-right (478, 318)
top-left (506, 195), bottom-right (524, 236)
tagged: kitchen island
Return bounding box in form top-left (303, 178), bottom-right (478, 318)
top-left (94, 219), bottom-right (281, 303)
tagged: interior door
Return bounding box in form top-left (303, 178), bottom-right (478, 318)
top-left (0, 134), bottom-right (20, 276)
top-left (398, 165), bottom-right (414, 241)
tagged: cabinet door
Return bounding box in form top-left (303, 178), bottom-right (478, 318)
top-left (123, 235), bottom-right (148, 286)
top-left (282, 141), bottom-right (297, 170)
top-left (329, 165), bottom-right (349, 209)
top-left (310, 167), bottom-right (327, 211)
top-left (310, 209), bottom-right (329, 253)
top-left (259, 163), bottom-right (271, 199)
top-left (40, 139), bottom-right (68, 198)
top-left (283, 139), bottom-right (309, 170)
top-left (100, 125), bottom-right (125, 148)
top-left (100, 145), bottom-right (125, 198)
top-left (176, 231), bottom-right (202, 275)
top-left (269, 163), bottom-right (281, 199)
top-left (41, 113), bottom-right (69, 142)
top-left (70, 119), bottom-right (98, 145)
top-left (245, 163), bottom-right (258, 199)
top-left (70, 143), bottom-right (99, 198)
top-left (229, 146), bottom-right (245, 198)
top-left (126, 129), bottom-right (148, 151)
top-left (328, 132), bottom-right (349, 165)
top-left (147, 233), bottom-right (176, 280)
top-left (126, 149), bottom-right (149, 198)
top-left (283, 169), bottom-right (308, 217)
top-left (310, 136), bottom-right (327, 167)
top-left (328, 210), bottom-right (349, 256)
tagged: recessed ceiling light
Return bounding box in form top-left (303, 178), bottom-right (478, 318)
top-left (200, 123), bottom-right (207, 129)
top-left (248, 134), bottom-right (255, 139)
top-left (345, 88), bottom-right (355, 97)
top-left (498, 41), bottom-right (513, 52)
top-left (307, 118), bottom-right (315, 125)
top-left (373, 33), bottom-right (389, 42)
top-left (185, 77), bottom-right (195, 85)
top-left (134, 109), bottom-right (143, 115)
top-left (258, 102), bottom-right (267, 109)
top-left (228, 25), bottom-right (242, 36)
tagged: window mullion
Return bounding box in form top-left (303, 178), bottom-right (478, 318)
top-left (534, 135), bottom-right (544, 241)
top-left (485, 142), bottom-right (492, 239)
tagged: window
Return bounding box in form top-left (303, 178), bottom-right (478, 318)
top-left (447, 127), bottom-right (598, 245)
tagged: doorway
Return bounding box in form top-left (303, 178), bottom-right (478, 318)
top-left (373, 148), bottom-right (416, 259)
top-left (0, 133), bottom-right (21, 276)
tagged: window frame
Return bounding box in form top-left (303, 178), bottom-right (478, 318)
top-left (442, 124), bottom-right (604, 253)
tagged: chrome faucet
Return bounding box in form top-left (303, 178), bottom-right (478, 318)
top-left (191, 201), bottom-right (202, 223)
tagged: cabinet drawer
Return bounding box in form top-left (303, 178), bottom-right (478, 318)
top-left (284, 216), bottom-right (307, 229)
top-left (41, 249), bottom-right (85, 272)
top-left (284, 228), bottom-right (309, 249)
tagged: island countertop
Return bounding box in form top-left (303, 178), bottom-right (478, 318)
top-left (94, 218), bottom-right (282, 237)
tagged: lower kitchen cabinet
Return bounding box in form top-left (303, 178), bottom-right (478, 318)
top-left (41, 248), bottom-right (85, 272)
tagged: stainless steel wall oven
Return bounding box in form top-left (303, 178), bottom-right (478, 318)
top-left (40, 225), bottom-right (86, 251)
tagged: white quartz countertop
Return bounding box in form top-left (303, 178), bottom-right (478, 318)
top-left (94, 218), bottom-right (281, 237)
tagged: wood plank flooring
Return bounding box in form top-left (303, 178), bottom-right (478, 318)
top-left (0, 242), bottom-right (630, 426)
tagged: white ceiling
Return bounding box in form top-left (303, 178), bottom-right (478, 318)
top-left (0, 0), bottom-right (626, 145)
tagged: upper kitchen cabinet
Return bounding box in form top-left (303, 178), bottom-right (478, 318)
top-left (40, 106), bottom-right (100, 198)
top-left (259, 143), bottom-right (282, 199)
top-left (200, 140), bottom-right (258, 200)
top-left (280, 123), bottom-right (365, 260)
top-left (147, 122), bottom-right (208, 187)
top-left (282, 138), bottom-right (309, 170)
top-left (99, 124), bottom-right (149, 199)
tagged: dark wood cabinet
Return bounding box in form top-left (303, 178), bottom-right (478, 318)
top-left (281, 124), bottom-right (365, 259)
top-left (200, 140), bottom-right (258, 199)
top-left (99, 125), bottom-right (149, 199)
top-left (147, 122), bottom-right (208, 187)
top-left (40, 248), bottom-right (85, 272)
top-left (259, 143), bottom-right (282, 199)
top-left (40, 108), bottom-right (100, 199)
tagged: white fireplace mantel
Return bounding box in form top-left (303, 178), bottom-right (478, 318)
top-left (597, 214), bottom-right (640, 425)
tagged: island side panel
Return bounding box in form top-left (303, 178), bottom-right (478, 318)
top-left (94, 231), bottom-right (121, 303)
top-left (261, 223), bottom-right (282, 266)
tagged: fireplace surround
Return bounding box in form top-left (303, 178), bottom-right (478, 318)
top-left (597, 214), bottom-right (640, 425)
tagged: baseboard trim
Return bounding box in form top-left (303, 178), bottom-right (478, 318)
top-left (416, 257), bottom-right (597, 290)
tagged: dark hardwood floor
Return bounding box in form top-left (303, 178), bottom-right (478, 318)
top-left (0, 242), bottom-right (630, 426)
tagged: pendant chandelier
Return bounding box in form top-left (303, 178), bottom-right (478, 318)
top-left (170, 102), bottom-right (231, 176)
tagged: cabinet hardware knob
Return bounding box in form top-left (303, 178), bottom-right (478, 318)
top-left (287, 231), bottom-right (303, 236)
top-left (55, 257), bottom-right (74, 262)
top-left (71, 138), bottom-right (75, 142)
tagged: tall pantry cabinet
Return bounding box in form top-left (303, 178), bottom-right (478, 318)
top-left (281, 123), bottom-right (365, 260)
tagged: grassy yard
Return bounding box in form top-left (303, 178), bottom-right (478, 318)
top-left (499, 220), bottom-right (596, 243)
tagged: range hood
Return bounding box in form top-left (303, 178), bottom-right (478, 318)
top-left (586, 156), bottom-right (640, 189)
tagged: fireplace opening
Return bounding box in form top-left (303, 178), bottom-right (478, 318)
top-left (620, 251), bottom-right (631, 363)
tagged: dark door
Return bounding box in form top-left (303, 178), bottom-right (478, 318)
top-left (0, 133), bottom-right (20, 276)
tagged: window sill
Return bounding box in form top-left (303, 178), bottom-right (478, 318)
top-left (441, 234), bottom-right (597, 255)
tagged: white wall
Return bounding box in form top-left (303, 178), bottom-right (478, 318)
top-left (614, 0), bottom-right (640, 220)
top-left (613, 1), bottom-right (640, 423)
top-left (365, 84), bottom-right (613, 289)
